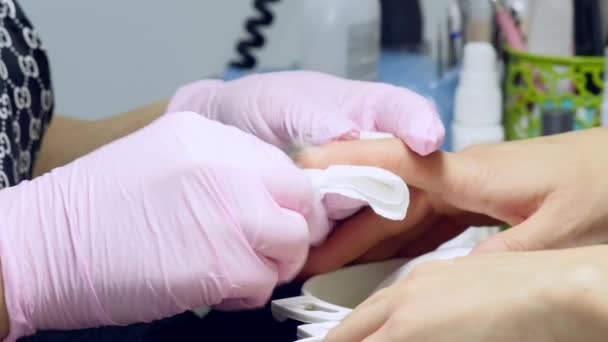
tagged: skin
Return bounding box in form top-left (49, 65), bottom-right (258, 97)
top-left (295, 128), bottom-right (608, 340)
top-left (33, 100), bottom-right (168, 177)
top-left (0, 100), bottom-right (168, 338)
top-left (298, 127), bottom-right (608, 277)
top-left (325, 246), bottom-right (608, 342)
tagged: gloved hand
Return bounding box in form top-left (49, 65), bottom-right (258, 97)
top-left (0, 112), bottom-right (328, 340)
top-left (166, 71), bottom-right (444, 155)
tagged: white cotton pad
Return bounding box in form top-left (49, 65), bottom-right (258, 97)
top-left (305, 165), bottom-right (409, 221)
top-left (298, 130), bottom-right (409, 221)
top-left (358, 131), bottom-right (395, 140)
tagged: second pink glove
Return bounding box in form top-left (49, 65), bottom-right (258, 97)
top-left (167, 71), bottom-right (445, 156)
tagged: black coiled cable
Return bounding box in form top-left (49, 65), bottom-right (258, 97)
top-left (230, 0), bottom-right (281, 70)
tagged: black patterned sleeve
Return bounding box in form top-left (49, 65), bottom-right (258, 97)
top-left (0, 0), bottom-right (53, 189)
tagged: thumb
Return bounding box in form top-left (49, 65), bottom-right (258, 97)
top-left (471, 205), bottom-right (560, 254)
top-left (254, 207), bottom-right (311, 284)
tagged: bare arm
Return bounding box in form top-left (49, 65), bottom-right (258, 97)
top-left (33, 100), bottom-right (168, 177)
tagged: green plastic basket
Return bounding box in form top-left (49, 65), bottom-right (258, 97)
top-left (503, 47), bottom-right (604, 140)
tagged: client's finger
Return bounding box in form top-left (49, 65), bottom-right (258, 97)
top-left (296, 139), bottom-right (460, 196)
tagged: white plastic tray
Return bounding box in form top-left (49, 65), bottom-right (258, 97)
top-left (272, 247), bottom-right (474, 341)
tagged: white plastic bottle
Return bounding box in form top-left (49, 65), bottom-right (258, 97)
top-left (299, 0), bottom-right (381, 81)
top-left (451, 42), bottom-right (504, 151)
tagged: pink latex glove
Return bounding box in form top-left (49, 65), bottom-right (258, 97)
top-left (0, 112), bottom-right (328, 341)
top-left (166, 71), bottom-right (445, 155)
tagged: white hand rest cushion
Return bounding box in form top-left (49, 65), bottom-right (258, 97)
top-left (373, 247), bottom-right (472, 293)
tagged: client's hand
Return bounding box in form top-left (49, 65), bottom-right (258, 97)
top-left (326, 246), bottom-right (608, 342)
top-left (299, 128), bottom-right (608, 277)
